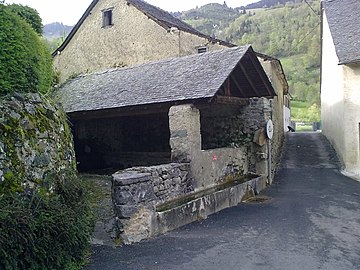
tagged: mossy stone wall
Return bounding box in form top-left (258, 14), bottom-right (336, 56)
top-left (0, 93), bottom-right (76, 194)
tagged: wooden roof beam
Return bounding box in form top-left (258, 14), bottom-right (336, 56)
top-left (238, 62), bottom-right (261, 97)
top-left (247, 54), bottom-right (276, 96)
top-left (230, 73), bottom-right (248, 98)
top-left (213, 95), bottom-right (249, 106)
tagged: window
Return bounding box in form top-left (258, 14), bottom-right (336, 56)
top-left (102, 9), bottom-right (113, 27)
top-left (197, 47), bottom-right (208, 54)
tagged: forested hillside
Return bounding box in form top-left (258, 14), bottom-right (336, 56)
top-left (180, 0), bottom-right (321, 121)
top-left (43, 22), bottom-right (72, 51)
top-left (178, 3), bottom-right (240, 37)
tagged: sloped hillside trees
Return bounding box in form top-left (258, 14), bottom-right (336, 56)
top-left (0, 4), bottom-right (53, 96)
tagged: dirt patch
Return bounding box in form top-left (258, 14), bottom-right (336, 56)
top-left (243, 195), bottom-right (272, 204)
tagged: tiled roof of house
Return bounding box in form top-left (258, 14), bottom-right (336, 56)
top-left (52, 0), bottom-right (233, 56)
top-left (323, 0), bottom-right (360, 64)
top-left (56, 46), bottom-right (275, 113)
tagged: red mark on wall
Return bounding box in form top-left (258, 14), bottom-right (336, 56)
top-left (212, 154), bottom-right (217, 161)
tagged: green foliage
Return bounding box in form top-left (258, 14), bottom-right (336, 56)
top-left (0, 5), bottom-right (53, 96)
top-left (0, 171), bottom-right (94, 270)
top-left (7, 4), bottom-right (43, 35)
top-left (181, 3), bottom-right (241, 36)
top-left (291, 100), bottom-right (320, 122)
top-left (44, 36), bottom-right (64, 52)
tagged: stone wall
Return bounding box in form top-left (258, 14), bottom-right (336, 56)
top-left (258, 58), bottom-right (287, 171)
top-left (169, 104), bottom-right (250, 189)
top-left (0, 93), bottom-right (76, 193)
top-left (53, 0), bottom-right (227, 82)
top-left (200, 104), bottom-right (260, 150)
top-left (112, 163), bottom-right (193, 243)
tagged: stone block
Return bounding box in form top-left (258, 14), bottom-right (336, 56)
top-left (133, 182), bottom-right (156, 203)
top-left (114, 204), bottom-right (138, 219)
top-left (170, 130), bottom-right (188, 138)
top-left (112, 172), bottom-right (151, 186)
top-left (112, 188), bottom-right (134, 205)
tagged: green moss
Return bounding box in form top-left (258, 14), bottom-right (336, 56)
top-left (4, 171), bottom-right (14, 181)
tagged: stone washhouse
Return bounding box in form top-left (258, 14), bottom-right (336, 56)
top-left (56, 45), bottom-right (285, 243)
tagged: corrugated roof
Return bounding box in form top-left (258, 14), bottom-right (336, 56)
top-left (323, 0), bottom-right (360, 64)
top-left (52, 0), bottom-right (233, 56)
top-left (56, 46), bottom-right (275, 113)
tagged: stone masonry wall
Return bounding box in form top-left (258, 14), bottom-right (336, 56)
top-left (0, 93), bottom-right (76, 193)
top-left (201, 104), bottom-right (256, 150)
top-left (112, 163), bottom-right (193, 243)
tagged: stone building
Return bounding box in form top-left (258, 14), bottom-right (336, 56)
top-left (53, 0), bottom-right (288, 173)
top-left (58, 46), bottom-right (278, 242)
top-left (321, 0), bottom-right (360, 178)
top-left (58, 46), bottom-right (275, 181)
top-left (53, 0), bottom-right (231, 83)
top-left (54, 0), bottom-right (289, 242)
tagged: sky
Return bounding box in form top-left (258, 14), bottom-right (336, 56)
top-left (6, 0), bottom-right (256, 25)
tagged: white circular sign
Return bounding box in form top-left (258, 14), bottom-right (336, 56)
top-left (266, 120), bottom-right (274, 140)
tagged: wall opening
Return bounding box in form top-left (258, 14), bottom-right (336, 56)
top-left (72, 113), bottom-right (171, 173)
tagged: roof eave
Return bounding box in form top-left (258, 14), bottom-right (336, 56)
top-left (338, 59), bottom-right (360, 65)
top-left (52, 0), bottom-right (99, 57)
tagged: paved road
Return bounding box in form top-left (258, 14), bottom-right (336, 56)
top-left (85, 133), bottom-right (360, 270)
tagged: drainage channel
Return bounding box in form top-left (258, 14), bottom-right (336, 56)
top-left (156, 174), bottom-right (260, 212)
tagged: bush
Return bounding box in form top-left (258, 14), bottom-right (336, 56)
top-left (0, 172), bottom-right (94, 270)
top-left (0, 4), bottom-right (53, 96)
top-left (7, 4), bottom-right (43, 35)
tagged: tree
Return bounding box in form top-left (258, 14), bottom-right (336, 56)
top-left (7, 4), bottom-right (43, 35)
top-left (0, 4), bottom-right (53, 96)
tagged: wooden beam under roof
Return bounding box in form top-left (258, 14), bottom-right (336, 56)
top-left (247, 54), bottom-right (275, 97)
top-left (238, 62), bottom-right (262, 97)
top-left (230, 72), bottom-right (248, 98)
top-left (213, 95), bottom-right (249, 106)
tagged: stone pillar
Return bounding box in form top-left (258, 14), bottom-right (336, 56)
top-left (168, 104), bottom-right (201, 162)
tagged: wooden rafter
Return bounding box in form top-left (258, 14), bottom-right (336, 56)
top-left (230, 73), bottom-right (248, 98)
top-left (248, 55), bottom-right (275, 96)
top-left (238, 62), bottom-right (261, 97)
top-left (69, 103), bottom-right (172, 120)
top-left (224, 78), bottom-right (231, 96)
top-left (213, 95), bottom-right (249, 106)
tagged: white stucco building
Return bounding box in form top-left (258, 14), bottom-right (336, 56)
top-left (321, 0), bottom-right (360, 177)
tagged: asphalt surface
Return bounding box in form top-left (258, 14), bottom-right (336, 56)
top-left (85, 132), bottom-right (360, 270)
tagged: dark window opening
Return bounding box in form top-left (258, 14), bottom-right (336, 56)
top-left (102, 9), bottom-right (113, 27)
top-left (197, 47), bottom-right (208, 54)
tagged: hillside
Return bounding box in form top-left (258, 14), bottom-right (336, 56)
top-left (178, 3), bottom-right (241, 37)
top-left (182, 0), bottom-right (321, 120)
top-left (43, 22), bottom-right (72, 39)
top-left (245, 0), bottom-right (304, 9)
top-left (43, 22), bottom-right (73, 52)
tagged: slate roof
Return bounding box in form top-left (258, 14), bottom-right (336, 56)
top-left (323, 0), bottom-right (360, 64)
top-left (57, 46), bottom-right (275, 113)
top-left (53, 0), bottom-right (232, 56)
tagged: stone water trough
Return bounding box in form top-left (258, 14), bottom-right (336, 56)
top-left (111, 163), bottom-right (266, 244)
